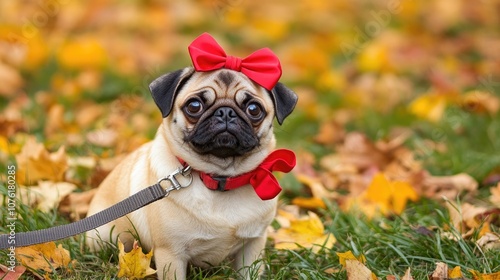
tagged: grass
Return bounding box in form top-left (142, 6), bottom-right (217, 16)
top-left (1, 184), bottom-right (499, 279)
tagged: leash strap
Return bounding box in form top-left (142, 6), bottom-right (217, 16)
top-left (0, 183), bottom-right (166, 249)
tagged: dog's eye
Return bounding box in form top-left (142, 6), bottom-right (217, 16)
top-left (185, 99), bottom-right (204, 116)
top-left (246, 103), bottom-right (263, 119)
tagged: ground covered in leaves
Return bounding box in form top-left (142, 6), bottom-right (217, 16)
top-left (1, 0), bottom-right (500, 279)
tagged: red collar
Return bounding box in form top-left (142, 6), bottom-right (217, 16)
top-left (177, 149), bottom-right (296, 200)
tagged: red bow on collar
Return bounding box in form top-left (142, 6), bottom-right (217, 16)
top-left (188, 32), bottom-right (282, 91)
top-left (179, 149), bottom-right (296, 200)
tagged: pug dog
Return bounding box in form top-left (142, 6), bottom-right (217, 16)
top-left (86, 33), bottom-right (298, 280)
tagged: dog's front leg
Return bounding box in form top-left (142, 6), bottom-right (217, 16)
top-left (154, 248), bottom-right (187, 280)
top-left (233, 236), bottom-right (267, 280)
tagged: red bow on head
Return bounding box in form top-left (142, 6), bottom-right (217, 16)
top-left (188, 32), bottom-right (282, 91)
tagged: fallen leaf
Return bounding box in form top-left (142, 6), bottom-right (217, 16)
top-left (402, 267), bottom-right (414, 280)
top-left (490, 183), bottom-right (500, 206)
top-left (363, 172), bottom-right (418, 215)
top-left (336, 251), bottom-right (367, 267)
top-left (476, 232), bottom-right (500, 251)
top-left (449, 266), bottom-right (464, 279)
top-left (345, 259), bottom-right (377, 280)
top-left (431, 262), bottom-right (448, 279)
top-left (420, 173), bottom-right (478, 200)
top-left (57, 37), bottom-right (107, 70)
top-left (460, 90), bottom-right (500, 115)
top-left (446, 201), bottom-right (488, 233)
top-left (117, 240), bottom-right (156, 280)
top-left (18, 181), bottom-right (77, 212)
top-left (0, 264), bottom-right (26, 280)
top-left (271, 211), bottom-right (336, 253)
top-left (408, 92), bottom-right (448, 122)
top-left (59, 188), bottom-right (98, 220)
top-left (15, 138), bottom-right (68, 185)
top-left (470, 270), bottom-right (500, 280)
top-left (0, 62), bottom-right (23, 97)
top-left (292, 197), bottom-right (327, 210)
top-left (16, 242), bottom-right (71, 273)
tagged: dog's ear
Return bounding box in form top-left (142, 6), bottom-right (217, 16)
top-left (149, 67), bottom-right (195, 117)
top-left (269, 82), bottom-right (298, 125)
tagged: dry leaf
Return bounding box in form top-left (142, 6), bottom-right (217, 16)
top-left (15, 138), bottom-right (68, 185)
top-left (291, 197), bottom-right (326, 210)
top-left (402, 267), bottom-right (414, 280)
top-left (421, 173), bottom-right (478, 200)
top-left (490, 183), bottom-right (500, 206)
top-left (59, 188), bottom-right (98, 220)
top-left (16, 242), bottom-right (71, 273)
top-left (336, 251), bottom-right (367, 267)
top-left (19, 181), bottom-right (77, 212)
top-left (0, 264), bottom-right (26, 280)
top-left (431, 262), bottom-right (448, 279)
top-left (117, 240), bottom-right (156, 280)
top-left (345, 259), bottom-right (377, 280)
top-left (446, 201), bottom-right (488, 233)
top-left (271, 211), bottom-right (336, 253)
top-left (460, 90), bottom-right (500, 115)
top-left (476, 232), bottom-right (500, 251)
top-left (470, 270), bottom-right (500, 280)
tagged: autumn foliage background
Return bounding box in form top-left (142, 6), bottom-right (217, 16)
top-left (1, 0), bottom-right (500, 279)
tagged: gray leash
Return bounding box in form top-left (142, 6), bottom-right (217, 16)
top-left (0, 165), bottom-right (192, 249)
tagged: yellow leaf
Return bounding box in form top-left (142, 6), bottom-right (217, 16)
top-left (57, 37), bottom-right (107, 70)
top-left (408, 93), bottom-right (448, 122)
top-left (15, 138), bottom-right (68, 185)
top-left (292, 197), bottom-right (326, 209)
top-left (345, 259), bottom-right (377, 280)
top-left (364, 173), bottom-right (418, 215)
top-left (449, 266), bottom-right (463, 279)
top-left (336, 251), bottom-right (366, 267)
top-left (117, 240), bottom-right (156, 280)
top-left (357, 41), bottom-right (389, 73)
top-left (272, 212), bottom-right (335, 253)
top-left (470, 270), bottom-right (500, 280)
top-left (16, 242), bottom-right (71, 273)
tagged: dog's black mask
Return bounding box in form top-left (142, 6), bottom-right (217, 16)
top-left (185, 106), bottom-right (259, 158)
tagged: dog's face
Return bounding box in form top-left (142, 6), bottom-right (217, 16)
top-left (149, 67), bottom-right (297, 176)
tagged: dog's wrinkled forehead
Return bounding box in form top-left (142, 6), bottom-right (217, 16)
top-left (185, 70), bottom-right (263, 97)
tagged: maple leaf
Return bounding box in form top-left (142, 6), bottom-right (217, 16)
top-left (18, 181), bottom-right (77, 212)
top-left (117, 240), bottom-right (156, 280)
top-left (357, 172), bottom-right (418, 216)
top-left (16, 242), bottom-right (71, 273)
top-left (490, 183), bottom-right (500, 206)
top-left (470, 270), bottom-right (500, 280)
top-left (271, 211), bottom-right (336, 253)
top-left (15, 138), bottom-right (68, 185)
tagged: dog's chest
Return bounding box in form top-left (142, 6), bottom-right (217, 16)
top-left (147, 183), bottom-right (276, 261)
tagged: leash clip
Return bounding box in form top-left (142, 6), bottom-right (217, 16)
top-left (158, 165), bottom-right (193, 197)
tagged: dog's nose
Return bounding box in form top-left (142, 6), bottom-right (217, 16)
top-left (214, 107), bottom-right (237, 123)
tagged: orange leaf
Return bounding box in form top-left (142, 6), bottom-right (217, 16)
top-left (364, 173), bottom-right (418, 215)
top-left (15, 138), bottom-right (68, 185)
top-left (470, 270), bottom-right (500, 280)
top-left (15, 242), bottom-right (71, 273)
